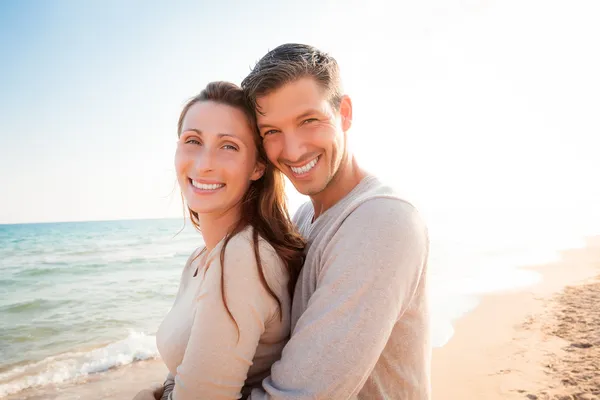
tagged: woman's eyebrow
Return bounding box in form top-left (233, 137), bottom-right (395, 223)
top-left (217, 133), bottom-right (240, 139)
top-left (182, 130), bottom-right (239, 139)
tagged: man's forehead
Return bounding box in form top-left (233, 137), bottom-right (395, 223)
top-left (256, 91), bottom-right (330, 124)
top-left (257, 78), bottom-right (327, 109)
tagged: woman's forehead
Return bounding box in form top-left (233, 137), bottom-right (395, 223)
top-left (183, 101), bottom-right (253, 138)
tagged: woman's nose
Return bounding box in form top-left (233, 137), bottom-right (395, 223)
top-left (193, 148), bottom-right (216, 172)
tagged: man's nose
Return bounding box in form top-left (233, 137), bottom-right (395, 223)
top-left (282, 131), bottom-right (307, 163)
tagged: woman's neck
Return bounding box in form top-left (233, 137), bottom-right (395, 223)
top-left (197, 206), bottom-right (241, 252)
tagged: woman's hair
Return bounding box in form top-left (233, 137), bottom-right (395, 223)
top-left (177, 81), bottom-right (305, 332)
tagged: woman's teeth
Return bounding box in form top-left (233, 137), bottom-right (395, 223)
top-left (191, 180), bottom-right (225, 190)
top-left (290, 157), bottom-right (319, 175)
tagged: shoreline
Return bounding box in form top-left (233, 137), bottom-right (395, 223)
top-left (432, 236), bottom-right (600, 399)
top-left (6, 237), bottom-right (600, 399)
top-left (4, 359), bottom-right (168, 400)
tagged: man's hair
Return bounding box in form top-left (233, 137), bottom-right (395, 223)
top-left (241, 43), bottom-right (343, 113)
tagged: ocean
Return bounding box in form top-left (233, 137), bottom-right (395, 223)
top-left (0, 216), bottom-right (591, 398)
top-left (0, 219), bottom-right (199, 397)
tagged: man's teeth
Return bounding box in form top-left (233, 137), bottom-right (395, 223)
top-left (290, 157), bottom-right (319, 175)
top-left (192, 180), bottom-right (225, 190)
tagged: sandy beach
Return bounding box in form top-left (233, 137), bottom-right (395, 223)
top-left (433, 236), bottom-right (600, 400)
top-left (8, 237), bottom-right (600, 400)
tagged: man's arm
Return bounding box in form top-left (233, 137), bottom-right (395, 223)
top-left (251, 198), bottom-right (429, 399)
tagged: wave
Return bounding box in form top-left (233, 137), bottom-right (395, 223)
top-left (0, 299), bottom-right (68, 314)
top-left (101, 251), bottom-right (179, 264)
top-left (15, 264), bottom-right (100, 278)
top-left (10, 251), bottom-right (183, 279)
top-left (0, 330), bottom-right (158, 397)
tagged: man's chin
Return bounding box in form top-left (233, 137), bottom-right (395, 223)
top-left (291, 180), bottom-right (327, 197)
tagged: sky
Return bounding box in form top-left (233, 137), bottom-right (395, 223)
top-left (1, 0), bottom-right (599, 243)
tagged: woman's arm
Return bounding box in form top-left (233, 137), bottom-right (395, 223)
top-left (170, 233), bottom-right (281, 400)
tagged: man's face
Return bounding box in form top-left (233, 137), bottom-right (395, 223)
top-left (256, 77), bottom-right (351, 196)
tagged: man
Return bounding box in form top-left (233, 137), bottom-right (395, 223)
top-left (241, 44), bottom-right (431, 399)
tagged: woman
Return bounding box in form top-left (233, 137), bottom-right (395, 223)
top-left (134, 82), bottom-right (304, 400)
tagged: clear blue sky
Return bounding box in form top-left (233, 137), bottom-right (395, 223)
top-left (1, 0), bottom-right (599, 243)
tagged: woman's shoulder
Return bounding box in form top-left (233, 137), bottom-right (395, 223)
top-left (221, 225), bottom-right (290, 290)
top-left (195, 226), bottom-right (290, 325)
top-left (226, 226), bottom-right (282, 263)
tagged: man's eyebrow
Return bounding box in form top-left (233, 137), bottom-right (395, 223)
top-left (257, 122), bottom-right (277, 130)
top-left (257, 109), bottom-right (323, 130)
top-left (296, 109), bottom-right (322, 121)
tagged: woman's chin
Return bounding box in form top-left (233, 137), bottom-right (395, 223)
top-left (186, 201), bottom-right (232, 217)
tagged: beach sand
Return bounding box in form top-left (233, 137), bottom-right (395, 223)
top-left (10, 237), bottom-right (600, 400)
top-left (432, 236), bottom-right (600, 400)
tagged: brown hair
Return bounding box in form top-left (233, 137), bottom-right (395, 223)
top-left (177, 81), bottom-right (305, 333)
top-left (241, 43), bottom-right (343, 114)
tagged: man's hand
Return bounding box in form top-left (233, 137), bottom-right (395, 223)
top-left (132, 384), bottom-right (165, 400)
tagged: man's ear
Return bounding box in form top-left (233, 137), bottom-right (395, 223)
top-left (251, 161), bottom-right (266, 181)
top-left (339, 95), bottom-right (353, 132)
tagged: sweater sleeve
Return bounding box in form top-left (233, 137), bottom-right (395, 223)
top-left (251, 199), bottom-right (429, 399)
top-left (170, 232), bottom-right (280, 400)
top-left (162, 372), bottom-right (175, 400)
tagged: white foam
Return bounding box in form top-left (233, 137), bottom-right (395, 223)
top-left (0, 330), bottom-right (158, 397)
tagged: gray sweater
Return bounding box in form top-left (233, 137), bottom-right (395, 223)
top-left (251, 175), bottom-right (431, 399)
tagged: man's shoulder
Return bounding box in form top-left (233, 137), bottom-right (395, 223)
top-left (342, 176), bottom-right (422, 226)
top-left (352, 195), bottom-right (418, 219)
top-left (343, 196), bottom-right (425, 238)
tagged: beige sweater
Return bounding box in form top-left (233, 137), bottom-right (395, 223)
top-left (156, 226), bottom-right (291, 400)
top-left (251, 175), bottom-right (431, 399)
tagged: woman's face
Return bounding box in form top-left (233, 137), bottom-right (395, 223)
top-left (175, 101), bottom-right (264, 218)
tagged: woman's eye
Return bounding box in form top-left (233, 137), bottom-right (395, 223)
top-left (222, 144), bottom-right (238, 151)
top-left (185, 138), bottom-right (201, 145)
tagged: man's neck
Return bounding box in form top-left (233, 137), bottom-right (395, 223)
top-left (310, 156), bottom-right (367, 220)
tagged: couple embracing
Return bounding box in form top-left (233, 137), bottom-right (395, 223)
top-left (134, 43), bottom-right (430, 400)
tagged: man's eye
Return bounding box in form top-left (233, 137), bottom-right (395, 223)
top-left (303, 118), bottom-right (318, 125)
top-left (263, 130), bottom-right (279, 137)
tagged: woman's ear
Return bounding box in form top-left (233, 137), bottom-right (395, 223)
top-left (251, 161), bottom-right (266, 181)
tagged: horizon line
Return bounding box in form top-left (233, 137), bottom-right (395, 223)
top-left (0, 215), bottom-right (187, 227)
